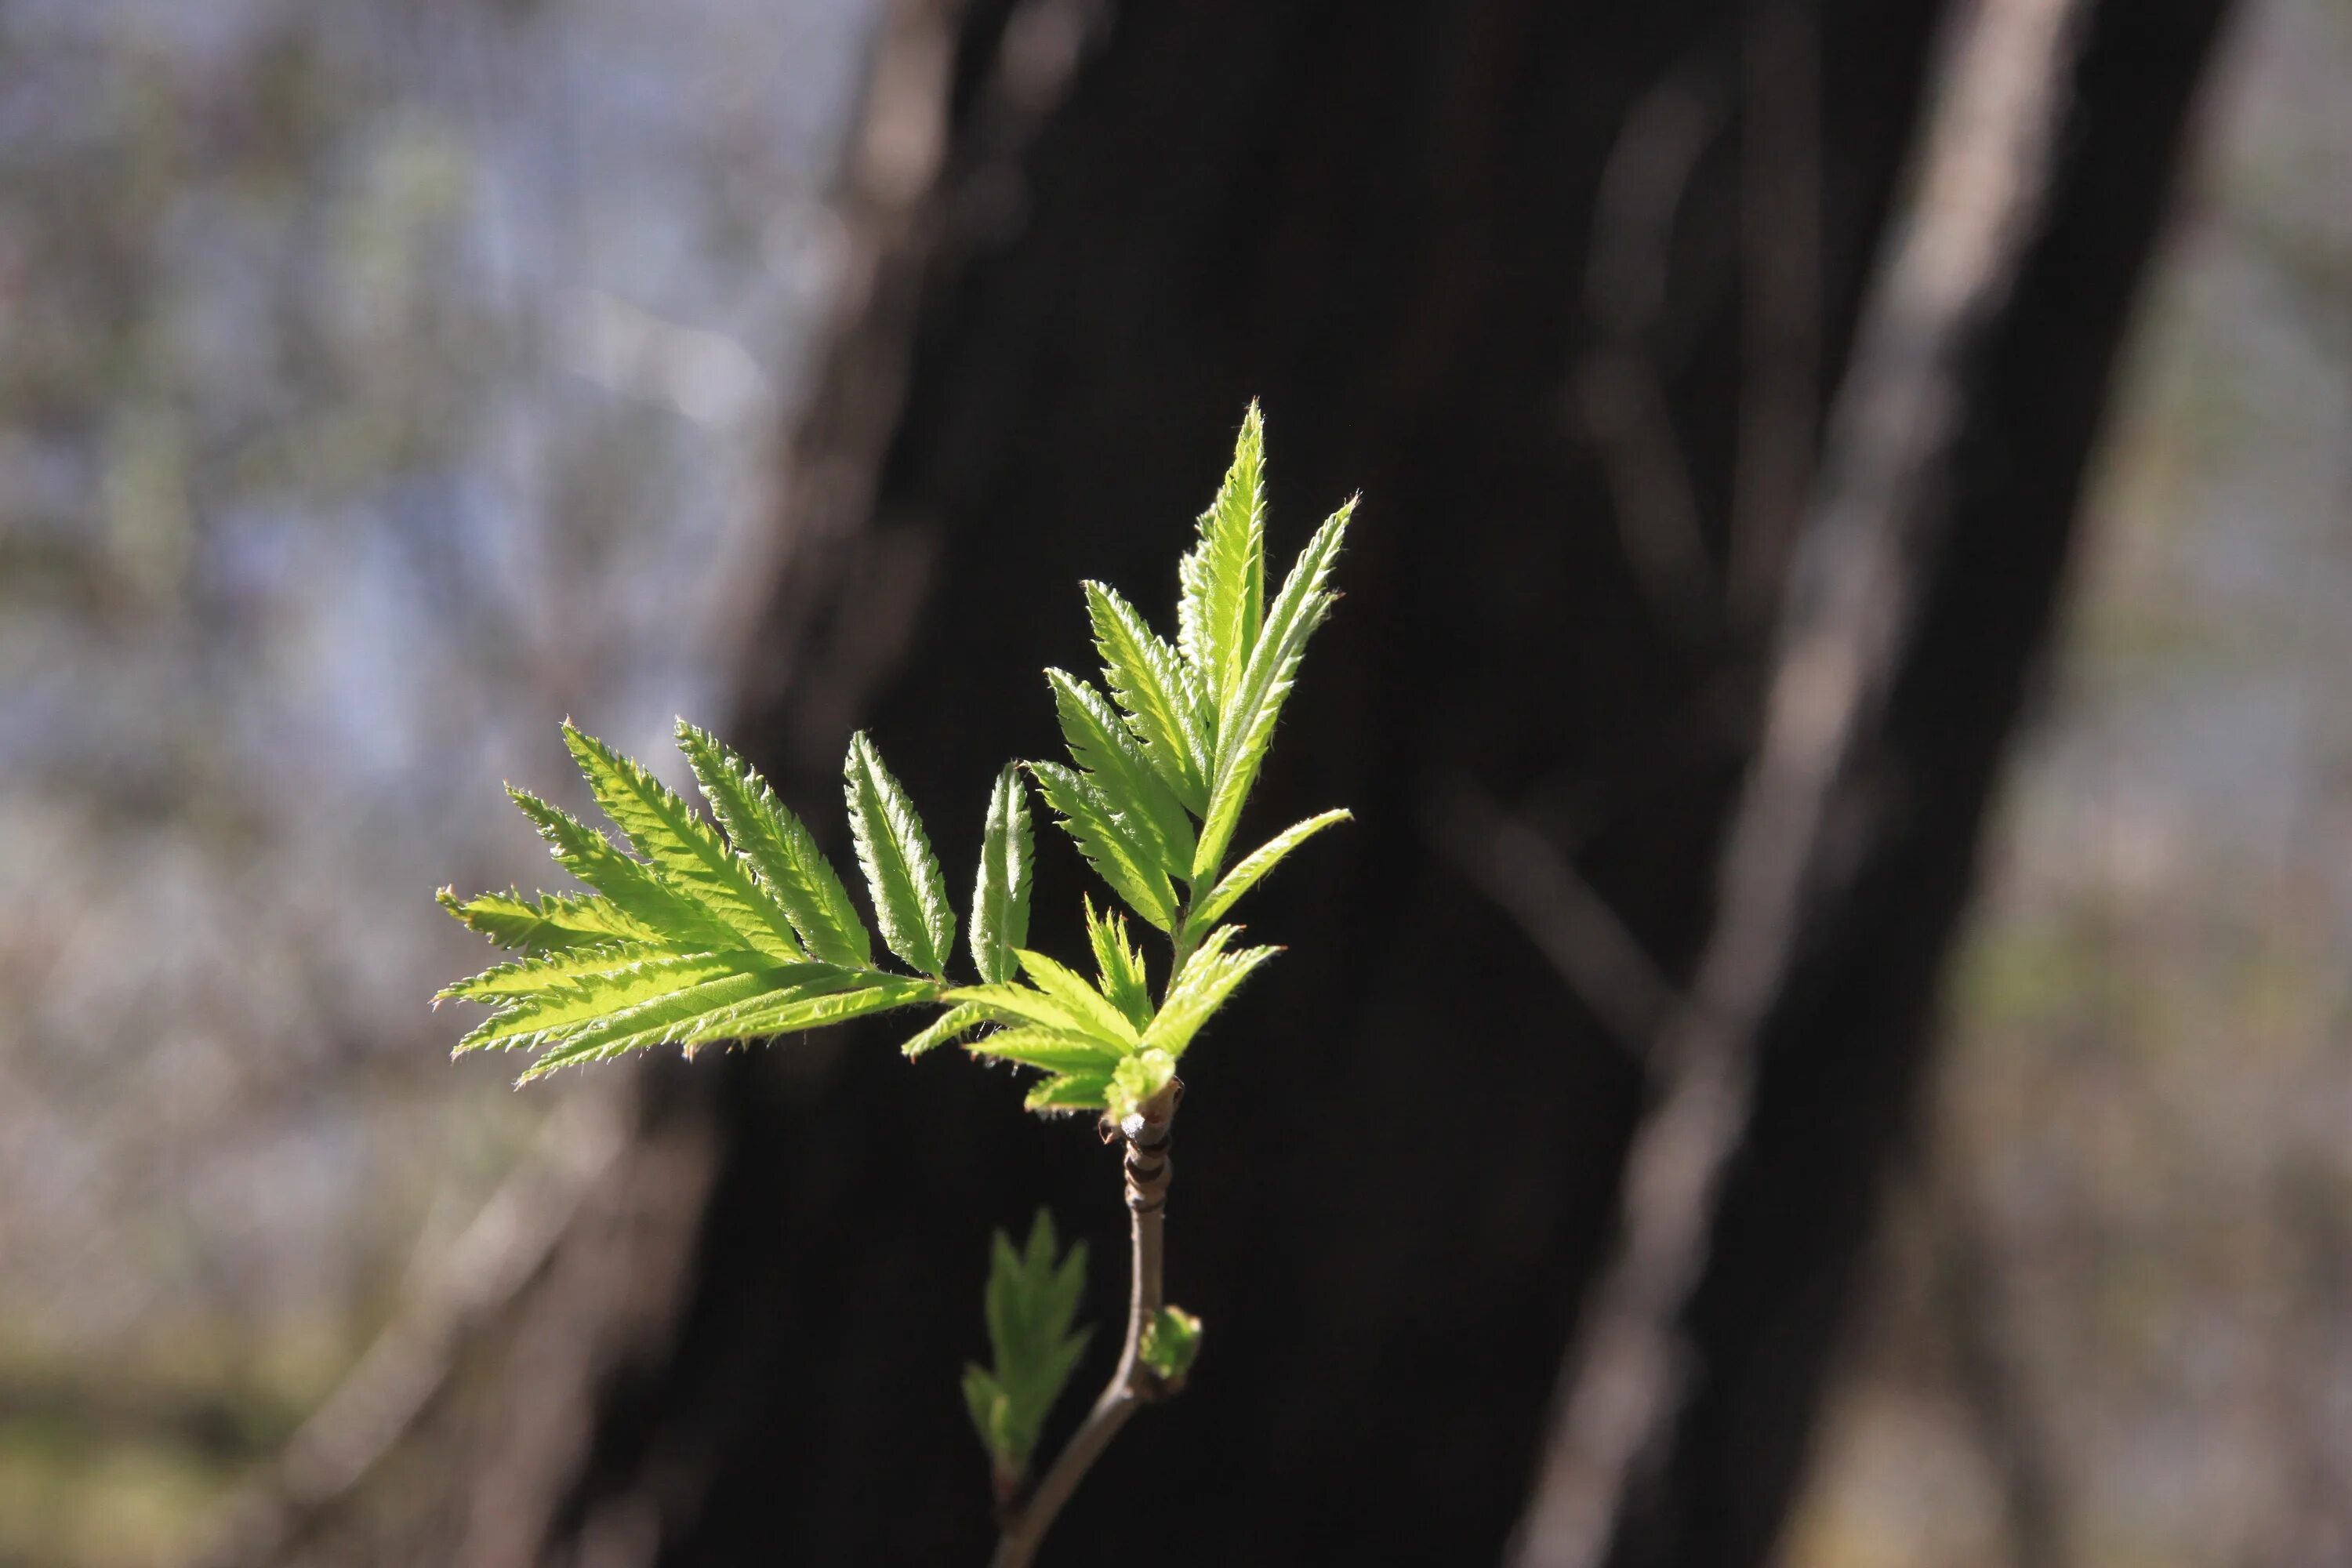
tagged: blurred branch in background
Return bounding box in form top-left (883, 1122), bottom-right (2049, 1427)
top-left (0, 0), bottom-right (877, 1559)
top-left (190, 1088), bottom-right (629, 1568)
top-left (1511, 0), bottom-right (2204, 1560)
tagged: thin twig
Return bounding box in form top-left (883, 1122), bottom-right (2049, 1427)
top-left (991, 1080), bottom-right (1180, 1568)
top-left (1428, 777), bottom-right (1675, 1058)
top-left (1508, 1), bottom-right (2094, 1563)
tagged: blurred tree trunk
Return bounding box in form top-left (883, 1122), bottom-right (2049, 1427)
top-left (460, 0), bottom-right (2230, 1563)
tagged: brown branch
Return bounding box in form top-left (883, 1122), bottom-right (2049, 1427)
top-left (1507, 1), bottom-right (2096, 1563)
top-left (1575, 61), bottom-right (1730, 646)
top-left (991, 1080), bottom-right (1181, 1568)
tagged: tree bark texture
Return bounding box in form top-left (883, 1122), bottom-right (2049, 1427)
top-left (465, 0), bottom-right (2234, 1563)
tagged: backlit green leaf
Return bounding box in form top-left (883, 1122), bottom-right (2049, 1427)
top-left (1014, 949), bottom-right (1142, 1051)
top-left (436, 887), bottom-right (658, 952)
top-left (1083, 582), bottom-right (1211, 813)
top-left (506, 789), bottom-right (744, 953)
top-left (1185, 808), bottom-right (1351, 938)
top-left (844, 732), bottom-right (956, 975)
top-left (969, 764), bottom-right (1033, 985)
top-left (1023, 1069), bottom-right (1117, 1114)
top-left (563, 724), bottom-right (804, 960)
top-left (677, 721), bottom-right (873, 967)
top-left (1192, 499), bottom-right (1352, 884)
top-left (1028, 761), bottom-right (1177, 931)
top-left (1178, 402), bottom-right (1266, 720)
top-left (1143, 927), bottom-right (1280, 1059)
top-left (1083, 898), bottom-right (1153, 1033)
top-left (899, 1000), bottom-right (988, 1059)
top-left (1047, 670), bottom-right (1195, 875)
top-left (1106, 1048), bottom-right (1178, 1122)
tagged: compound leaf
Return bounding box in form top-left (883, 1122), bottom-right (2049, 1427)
top-left (1023, 1068), bottom-right (1118, 1114)
top-left (964, 1210), bottom-right (1091, 1479)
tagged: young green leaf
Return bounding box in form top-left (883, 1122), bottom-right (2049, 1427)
top-left (562, 723), bottom-right (804, 961)
top-left (1192, 499), bottom-right (1353, 885)
top-left (1138, 1305), bottom-right (1203, 1383)
top-left (967, 1027), bottom-right (1127, 1075)
top-left (1046, 670), bottom-right (1196, 875)
top-left (1142, 927), bottom-right (1281, 1059)
top-left (964, 1210), bottom-right (1092, 1481)
top-left (1013, 949), bottom-right (1143, 1051)
top-left (437, 887), bottom-right (657, 952)
top-left (677, 721), bottom-right (873, 967)
top-left (436, 941), bottom-right (668, 1003)
top-left (899, 1000), bottom-right (989, 1059)
top-left (504, 966), bottom-right (815, 1079)
top-left (1178, 402), bottom-right (1266, 720)
top-left (844, 732), bottom-right (956, 976)
top-left (1106, 1048), bottom-right (1178, 1123)
top-left (506, 788), bottom-right (745, 954)
top-left (1023, 1067), bottom-right (1118, 1114)
top-left (1183, 808), bottom-right (1352, 938)
top-left (968, 764), bottom-right (1033, 985)
top-left (701, 973), bottom-right (940, 1051)
top-left (1028, 761), bottom-right (1178, 932)
top-left (1083, 581), bottom-right (1211, 813)
top-left (513, 967), bottom-right (935, 1085)
top-left (946, 980), bottom-right (1134, 1054)
top-left (1083, 898), bottom-right (1153, 1033)
top-left (456, 952), bottom-right (827, 1058)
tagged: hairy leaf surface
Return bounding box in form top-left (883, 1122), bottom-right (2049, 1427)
top-left (964, 1211), bottom-right (1091, 1477)
top-left (1014, 948), bottom-right (1142, 1051)
top-left (1185, 808), bottom-right (1352, 936)
top-left (436, 887), bottom-right (656, 952)
top-left (1028, 761), bottom-right (1177, 931)
top-left (969, 764), bottom-right (1033, 985)
top-left (1178, 402), bottom-right (1266, 719)
top-left (946, 981), bottom-right (1132, 1054)
top-left (1083, 898), bottom-right (1153, 1033)
top-left (563, 724), bottom-right (803, 960)
top-left (1192, 500), bottom-right (1353, 884)
top-left (1084, 582), bottom-right (1211, 811)
top-left (677, 722), bottom-right (873, 967)
top-left (506, 789), bottom-right (743, 953)
top-left (1024, 1068), bottom-right (1118, 1113)
top-left (1047, 670), bottom-right (1196, 874)
top-left (899, 1000), bottom-right (989, 1059)
top-left (967, 1026), bottom-right (1127, 1074)
top-left (844, 732), bottom-right (956, 975)
top-left (1144, 927), bottom-right (1280, 1059)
